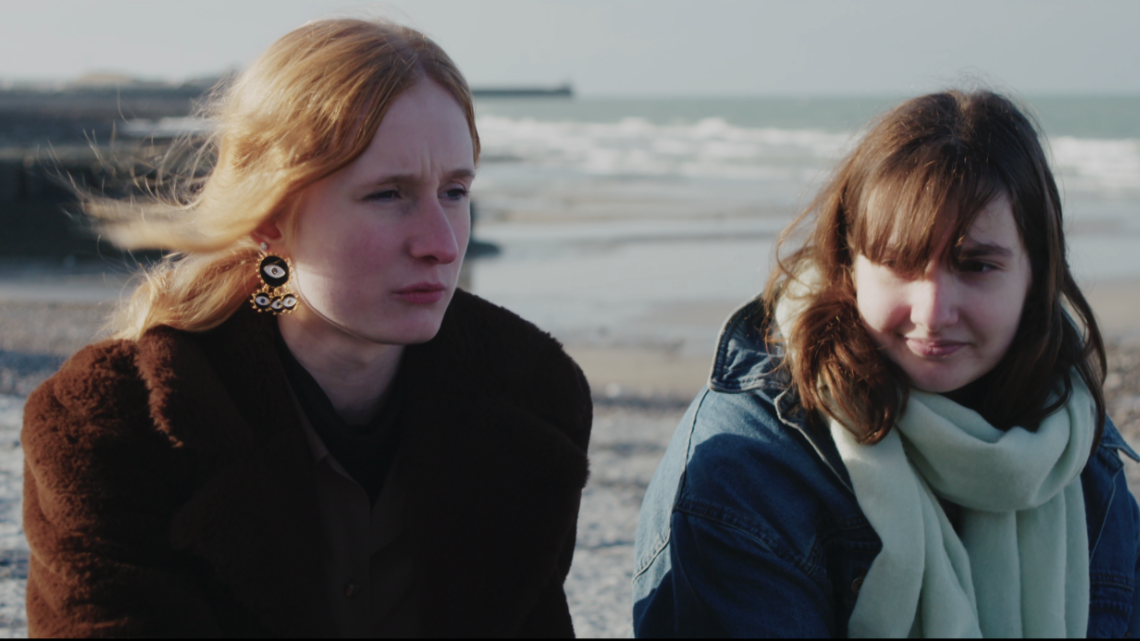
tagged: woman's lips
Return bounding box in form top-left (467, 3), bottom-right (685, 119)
top-left (393, 283), bottom-right (446, 305)
top-left (904, 337), bottom-right (967, 358)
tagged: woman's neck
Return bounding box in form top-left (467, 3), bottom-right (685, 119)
top-left (941, 370), bottom-right (995, 419)
top-left (277, 313), bottom-right (404, 425)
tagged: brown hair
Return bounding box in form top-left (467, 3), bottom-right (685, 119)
top-left (87, 18), bottom-right (480, 339)
top-left (764, 90), bottom-right (1105, 444)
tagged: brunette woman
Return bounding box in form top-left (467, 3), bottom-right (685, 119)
top-left (632, 90), bottom-right (1140, 637)
top-left (23, 19), bottom-right (591, 637)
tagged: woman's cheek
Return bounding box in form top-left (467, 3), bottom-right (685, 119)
top-left (854, 257), bottom-right (897, 332)
top-left (855, 286), bottom-right (900, 338)
top-left (986, 293), bottom-right (1025, 354)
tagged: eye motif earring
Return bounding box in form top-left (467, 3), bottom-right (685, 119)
top-left (250, 243), bottom-right (299, 315)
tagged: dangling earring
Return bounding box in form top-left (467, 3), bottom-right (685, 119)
top-left (250, 243), bottom-right (299, 315)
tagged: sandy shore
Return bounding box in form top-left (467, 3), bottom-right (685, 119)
top-left (1, 278), bottom-right (1139, 637)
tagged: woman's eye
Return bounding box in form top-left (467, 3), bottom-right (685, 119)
top-left (365, 189), bottom-right (400, 202)
top-left (443, 187), bottom-right (469, 201)
top-left (960, 260), bottom-right (994, 274)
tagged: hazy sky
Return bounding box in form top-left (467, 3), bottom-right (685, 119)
top-left (2, 0), bottom-right (1138, 96)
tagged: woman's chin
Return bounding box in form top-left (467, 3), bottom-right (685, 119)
top-left (373, 312), bottom-right (451, 345)
top-left (905, 365), bottom-right (984, 395)
top-left (343, 320), bottom-right (444, 346)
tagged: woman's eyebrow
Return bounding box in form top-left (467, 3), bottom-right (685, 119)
top-left (958, 242), bottom-right (1013, 258)
top-left (447, 168), bottom-right (476, 180)
top-left (368, 168), bottom-right (476, 184)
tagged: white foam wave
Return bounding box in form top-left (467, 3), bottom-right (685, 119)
top-left (120, 114), bottom-right (1140, 196)
top-left (476, 115), bottom-right (856, 182)
top-left (1051, 137), bottom-right (1140, 191)
top-left (478, 115), bottom-right (1140, 195)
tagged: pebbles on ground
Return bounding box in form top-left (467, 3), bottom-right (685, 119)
top-left (567, 402), bottom-right (684, 637)
top-left (0, 395), bottom-right (26, 638)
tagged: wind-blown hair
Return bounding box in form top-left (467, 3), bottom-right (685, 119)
top-left (763, 90), bottom-right (1105, 444)
top-left (88, 18), bottom-right (480, 340)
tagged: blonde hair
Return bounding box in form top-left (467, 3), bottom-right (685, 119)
top-left (89, 18), bottom-right (480, 340)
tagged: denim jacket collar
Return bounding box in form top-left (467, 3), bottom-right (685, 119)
top-left (708, 298), bottom-right (778, 396)
top-left (1100, 416), bottom-right (1140, 462)
top-left (708, 298), bottom-right (855, 493)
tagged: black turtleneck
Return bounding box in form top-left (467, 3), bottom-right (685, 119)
top-left (942, 370), bottom-right (996, 423)
top-left (275, 330), bottom-right (405, 504)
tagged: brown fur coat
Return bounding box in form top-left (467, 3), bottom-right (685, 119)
top-left (22, 290), bottom-right (592, 637)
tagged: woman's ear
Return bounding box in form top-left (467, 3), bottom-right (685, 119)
top-left (251, 217), bottom-right (286, 249)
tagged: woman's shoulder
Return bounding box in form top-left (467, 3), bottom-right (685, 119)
top-left (438, 290), bottom-right (588, 390)
top-left (21, 333), bottom-right (198, 489)
top-left (698, 298), bottom-right (801, 442)
top-left (657, 296), bottom-right (856, 510)
top-left (25, 337), bottom-right (146, 433)
top-left (23, 316), bottom-right (257, 456)
top-left (682, 386), bottom-right (852, 510)
top-left (424, 289), bottom-right (592, 445)
top-left (444, 289), bottom-right (571, 353)
top-left (24, 316), bottom-right (222, 420)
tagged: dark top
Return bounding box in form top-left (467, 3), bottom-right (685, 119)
top-left (275, 330), bottom-right (404, 503)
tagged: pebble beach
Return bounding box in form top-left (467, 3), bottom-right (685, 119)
top-left (1, 293), bottom-right (1140, 637)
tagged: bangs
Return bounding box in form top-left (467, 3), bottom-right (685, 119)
top-left (848, 146), bottom-right (1005, 276)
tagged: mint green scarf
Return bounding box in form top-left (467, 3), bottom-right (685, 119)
top-left (774, 286), bottom-right (1094, 637)
top-left (831, 386), bottom-right (1094, 638)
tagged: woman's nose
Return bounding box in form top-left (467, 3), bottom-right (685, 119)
top-left (408, 198), bottom-right (462, 264)
top-left (909, 269), bottom-right (958, 331)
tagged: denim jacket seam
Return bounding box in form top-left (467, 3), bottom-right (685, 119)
top-left (673, 498), bottom-right (822, 578)
top-left (1089, 600), bottom-right (1132, 617)
top-left (631, 529), bottom-right (670, 580)
top-left (711, 306), bottom-right (750, 386)
top-left (632, 388), bottom-right (713, 580)
top-left (1090, 451), bottom-right (1122, 559)
top-left (1090, 571), bottom-right (1133, 589)
top-left (682, 388), bottom-right (712, 473)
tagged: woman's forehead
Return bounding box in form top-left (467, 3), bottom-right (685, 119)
top-left (962, 195), bottom-right (1019, 247)
top-left (855, 186), bottom-right (1017, 267)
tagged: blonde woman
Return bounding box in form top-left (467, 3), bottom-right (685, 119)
top-left (23, 19), bottom-right (591, 637)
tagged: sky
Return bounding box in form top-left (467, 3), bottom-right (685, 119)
top-left (1, 0), bottom-right (1138, 96)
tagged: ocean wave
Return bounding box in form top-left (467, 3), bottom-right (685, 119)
top-left (121, 114), bottom-right (1140, 195)
top-left (478, 115), bottom-right (1140, 194)
top-left (1051, 137), bottom-right (1140, 191)
top-left (476, 115), bottom-right (856, 182)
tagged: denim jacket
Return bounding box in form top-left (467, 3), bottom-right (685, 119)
top-left (633, 299), bottom-right (1140, 637)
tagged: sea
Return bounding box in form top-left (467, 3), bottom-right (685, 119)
top-left (466, 95), bottom-right (1140, 352)
top-left (2, 94), bottom-right (1138, 355)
